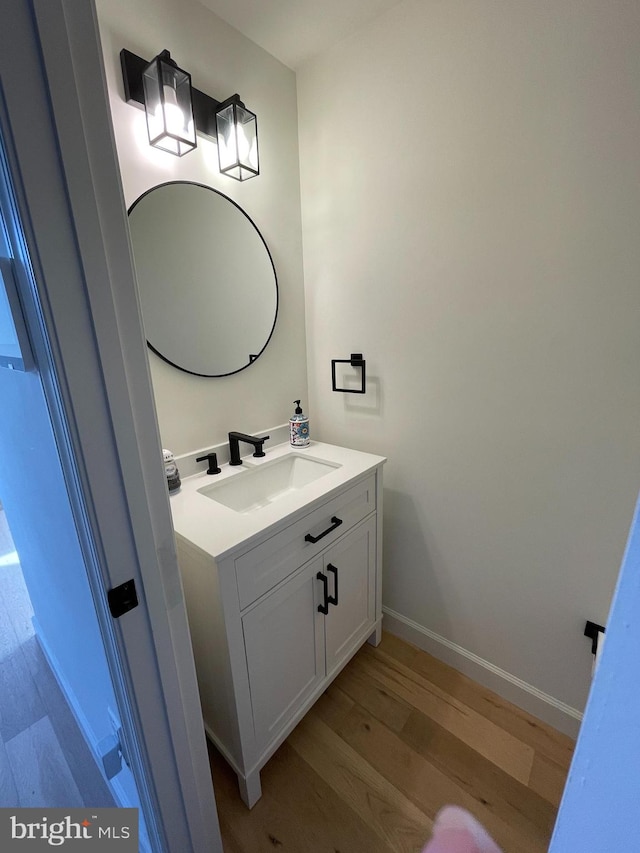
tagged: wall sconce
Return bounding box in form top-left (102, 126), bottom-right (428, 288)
top-left (120, 48), bottom-right (259, 181)
top-left (141, 50), bottom-right (196, 156)
top-left (216, 97), bottom-right (259, 181)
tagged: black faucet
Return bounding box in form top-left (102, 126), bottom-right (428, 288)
top-left (228, 432), bottom-right (270, 466)
top-left (196, 452), bottom-right (221, 475)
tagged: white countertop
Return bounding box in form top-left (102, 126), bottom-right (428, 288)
top-left (169, 440), bottom-right (386, 560)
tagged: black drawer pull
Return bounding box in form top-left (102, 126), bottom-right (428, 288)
top-left (327, 563), bottom-right (339, 606)
top-left (317, 572), bottom-right (329, 614)
top-left (305, 516), bottom-right (343, 544)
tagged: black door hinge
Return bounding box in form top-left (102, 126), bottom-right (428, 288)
top-left (108, 579), bottom-right (139, 618)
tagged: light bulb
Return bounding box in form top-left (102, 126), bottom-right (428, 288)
top-left (236, 123), bottom-right (250, 162)
top-left (162, 85), bottom-right (186, 134)
top-left (218, 126), bottom-right (236, 169)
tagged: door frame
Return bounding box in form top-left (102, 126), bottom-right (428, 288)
top-left (0, 1), bottom-right (221, 850)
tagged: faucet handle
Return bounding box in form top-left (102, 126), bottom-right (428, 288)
top-left (196, 452), bottom-right (221, 475)
top-left (253, 435), bottom-right (270, 457)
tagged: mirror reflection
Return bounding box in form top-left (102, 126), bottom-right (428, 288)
top-left (128, 181), bottom-right (278, 377)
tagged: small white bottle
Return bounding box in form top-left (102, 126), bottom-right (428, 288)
top-left (289, 399), bottom-right (310, 448)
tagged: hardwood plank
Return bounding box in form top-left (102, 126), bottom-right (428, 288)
top-left (0, 563), bottom-right (34, 645)
top-left (334, 700), bottom-right (546, 853)
top-left (529, 753), bottom-right (569, 808)
top-left (209, 741), bottom-right (392, 853)
top-left (354, 646), bottom-right (535, 785)
top-left (209, 632), bottom-right (567, 853)
top-left (375, 631), bottom-right (421, 669)
top-left (377, 633), bottom-right (575, 769)
top-left (312, 682), bottom-right (355, 729)
top-left (0, 737), bottom-right (18, 806)
top-left (0, 610), bottom-right (20, 663)
top-left (332, 657), bottom-right (413, 733)
top-left (401, 708), bottom-right (556, 849)
top-left (21, 636), bottom-right (115, 807)
top-left (0, 537), bottom-right (112, 809)
top-left (0, 644), bottom-right (46, 742)
top-left (334, 651), bottom-right (556, 844)
top-left (215, 819), bottom-right (246, 853)
top-left (5, 716), bottom-right (83, 807)
top-left (288, 712), bottom-right (432, 853)
top-left (334, 699), bottom-right (466, 817)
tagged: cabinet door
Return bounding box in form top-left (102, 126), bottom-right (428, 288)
top-left (242, 560), bottom-right (325, 755)
top-left (324, 516), bottom-right (377, 678)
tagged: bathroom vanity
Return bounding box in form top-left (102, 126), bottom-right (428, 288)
top-left (170, 440), bottom-right (385, 807)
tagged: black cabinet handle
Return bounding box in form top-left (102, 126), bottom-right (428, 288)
top-left (305, 516), bottom-right (343, 544)
top-left (317, 572), bottom-right (329, 614)
top-left (327, 563), bottom-right (339, 606)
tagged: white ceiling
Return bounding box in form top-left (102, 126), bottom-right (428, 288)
top-left (196, 0), bottom-right (403, 69)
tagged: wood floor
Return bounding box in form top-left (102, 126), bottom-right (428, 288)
top-left (0, 509), bottom-right (114, 808)
top-left (209, 632), bottom-right (574, 853)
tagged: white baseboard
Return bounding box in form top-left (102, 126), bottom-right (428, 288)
top-left (32, 619), bottom-right (144, 820)
top-left (382, 607), bottom-right (583, 739)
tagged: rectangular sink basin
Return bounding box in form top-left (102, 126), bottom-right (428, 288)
top-left (197, 453), bottom-right (341, 513)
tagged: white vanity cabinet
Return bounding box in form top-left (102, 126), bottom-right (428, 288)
top-left (174, 456), bottom-right (383, 808)
top-left (243, 515), bottom-right (377, 756)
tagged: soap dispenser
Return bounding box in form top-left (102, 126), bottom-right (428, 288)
top-left (289, 400), bottom-right (310, 448)
top-left (163, 449), bottom-right (181, 492)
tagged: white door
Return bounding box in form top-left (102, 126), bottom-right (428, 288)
top-left (0, 2), bottom-right (222, 851)
top-left (324, 517), bottom-right (377, 677)
top-left (243, 560), bottom-right (325, 753)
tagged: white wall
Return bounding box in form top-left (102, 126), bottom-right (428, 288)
top-left (96, 0), bottom-right (307, 456)
top-left (297, 0), bottom-right (640, 723)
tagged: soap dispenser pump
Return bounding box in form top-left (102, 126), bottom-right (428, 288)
top-left (289, 399), bottom-right (310, 448)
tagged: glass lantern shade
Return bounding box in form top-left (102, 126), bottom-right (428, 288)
top-left (142, 52), bottom-right (196, 157)
top-left (215, 102), bottom-right (259, 181)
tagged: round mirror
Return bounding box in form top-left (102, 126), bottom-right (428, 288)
top-left (128, 182), bottom-right (278, 377)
